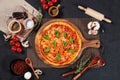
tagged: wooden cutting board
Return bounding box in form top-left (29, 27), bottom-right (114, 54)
top-left (0, 0), bottom-right (40, 33)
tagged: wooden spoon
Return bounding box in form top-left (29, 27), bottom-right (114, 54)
top-left (72, 56), bottom-right (105, 80)
top-left (25, 58), bottom-right (39, 79)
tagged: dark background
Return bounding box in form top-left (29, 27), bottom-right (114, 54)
top-left (0, 0), bottom-right (120, 80)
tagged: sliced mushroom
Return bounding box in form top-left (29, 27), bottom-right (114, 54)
top-left (21, 40), bottom-right (29, 47)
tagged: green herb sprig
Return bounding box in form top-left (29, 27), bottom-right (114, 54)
top-left (75, 56), bottom-right (91, 74)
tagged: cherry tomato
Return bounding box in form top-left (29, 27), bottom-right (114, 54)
top-left (15, 42), bottom-right (21, 47)
top-left (40, 0), bottom-right (46, 4)
top-left (52, 0), bottom-right (57, 3)
top-left (13, 36), bottom-right (19, 41)
top-left (42, 4), bottom-right (49, 10)
top-left (11, 46), bottom-right (17, 52)
top-left (48, 1), bottom-right (53, 7)
top-left (9, 40), bottom-right (15, 46)
top-left (17, 47), bottom-right (22, 53)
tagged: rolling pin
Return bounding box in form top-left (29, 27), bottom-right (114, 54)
top-left (78, 5), bottom-right (112, 23)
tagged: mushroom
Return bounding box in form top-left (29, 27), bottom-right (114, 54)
top-left (3, 34), bottom-right (12, 41)
top-left (34, 69), bottom-right (42, 76)
top-left (21, 40), bottom-right (29, 48)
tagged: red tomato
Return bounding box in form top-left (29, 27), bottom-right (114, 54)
top-left (9, 40), bottom-right (15, 46)
top-left (52, 0), bottom-right (57, 3)
top-left (42, 4), bottom-right (49, 10)
top-left (15, 42), bottom-right (21, 47)
top-left (11, 46), bottom-right (17, 52)
top-left (13, 36), bottom-right (19, 41)
top-left (48, 1), bottom-right (53, 7)
top-left (17, 47), bottom-right (22, 53)
top-left (40, 0), bottom-right (46, 4)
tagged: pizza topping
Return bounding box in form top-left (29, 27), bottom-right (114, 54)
top-left (63, 41), bottom-right (68, 46)
top-left (67, 49), bottom-right (75, 53)
top-left (55, 53), bottom-right (61, 61)
top-left (44, 46), bottom-right (51, 53)
top-left (70, 36), bottom-right (73, 44)
top-left (54, 30), bottom-right (60, 38)
top-left (52, 40), bottom-right (57, 47)
top-left (63, 32), bottom-right (67, 38)
top-left (43, 35), bottom-right (50, 40)
top-left (37, 22), bottom-right (81, 66)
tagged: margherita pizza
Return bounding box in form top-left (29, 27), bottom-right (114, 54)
top-left (35, 19), bottom-right (82, 67)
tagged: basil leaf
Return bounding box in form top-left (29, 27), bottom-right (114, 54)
top-left (54, 30), bottom-right (60, 38)
top-left (63, 32), bottom-right (67, 38)
top-left (70, 36), bottom-right (73, 44)
top-left (55, 53), bottom-right (61, 61)
top-left (44, 47), bottom-right (50, 53)
top-left (52, 40), bottom-right (57, 47)
top-left (63, 41), bottom-right (68, 46)
top-left (43, 35), bottom-right (50, 40)
top-left (67, 49), bottom-right (75, 53)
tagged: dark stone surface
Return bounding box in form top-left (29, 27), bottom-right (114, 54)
top-left (0, 0), bottom-right (120, 80)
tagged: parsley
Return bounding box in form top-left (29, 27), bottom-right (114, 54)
top-left (63, 32), bottom-right (67, 38)
top-left (44, 47), bottom-right (51, 53)
top-left (54, 30), bottom-right (60, 38)
top-left (55, 53), bottom-right (61, 61)
top-left (67, 49), bottom-right (75, 53)
top-left (70, 36), bottom-right (73, 44)
top-left (43, 35), bottom-right (50, 40)
top-left (63, 41), bottom-right (68, 46)
top-left (52, 40), bottom-right (57, 47)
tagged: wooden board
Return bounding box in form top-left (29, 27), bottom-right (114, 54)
top-left (0, 0), bottom-right (41, 33)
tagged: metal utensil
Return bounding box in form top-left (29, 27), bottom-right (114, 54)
top-left (25, 58), bottom-right (39, 79)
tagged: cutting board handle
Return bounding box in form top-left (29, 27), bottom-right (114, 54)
top-left (82, 39), bottom-right (100, 49)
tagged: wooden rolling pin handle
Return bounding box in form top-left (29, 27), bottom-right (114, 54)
top-left (103, 18), bottom-right (112, 23)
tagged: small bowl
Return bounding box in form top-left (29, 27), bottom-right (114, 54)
top-left (10, 59), bottom-right (28, 76)
top-left (8, 20), bottom-right (23, 34)
top-left (48, 4), bottom-right (60, 17)
top-left (24, 18), bottom-right (35, 30)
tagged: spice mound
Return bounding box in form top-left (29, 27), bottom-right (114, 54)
top-left (11, 59), bottom-right (28, 75)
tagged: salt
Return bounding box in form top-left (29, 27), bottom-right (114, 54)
top-left (24, 71), bottom-right (32, 80)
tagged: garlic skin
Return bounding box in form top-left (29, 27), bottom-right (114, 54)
top-left (24, 71), bottom-right (32, 80)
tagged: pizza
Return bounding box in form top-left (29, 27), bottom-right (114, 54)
top-left (35, 20), bottom-right (82, 67)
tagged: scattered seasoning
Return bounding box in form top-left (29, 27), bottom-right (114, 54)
top-left (63, 32), bottom-right (67, 38)
top-left (52, 40), bottom-right (57, 47)
top-left (44, 47), bottom-right (51, 53)
top-left (63, 41), bottom-right (68, 46)
top-left (70, 36), bottom-right (73, 44)
top-left (55, 53), bottom-right (61, 61)
top-left (54, 30), bottom-right (60, 38)
top-left (67, 49), bottom-right (75, 53)
top-left (43, 35), bottom-right (50, 40)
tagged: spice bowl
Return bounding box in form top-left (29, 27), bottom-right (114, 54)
top-left (8, 20), bottom-right (23, 34)
top-left (23, 18), bottom-right (35, 30)
top-left (48, 4), bottom-right (60, 17)
top-left (10, 59), bottom-right (29, 76)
